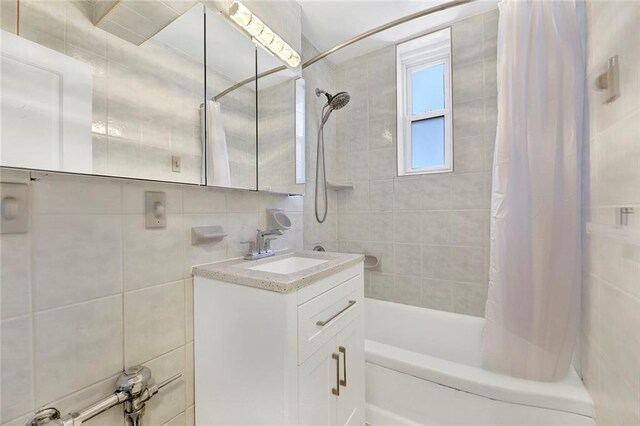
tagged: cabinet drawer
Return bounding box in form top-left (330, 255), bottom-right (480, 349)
top-left (298, 274), bottom-right (362, 364)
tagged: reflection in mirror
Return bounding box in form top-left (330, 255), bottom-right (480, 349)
top-left (257, 69), bottom-right (296, 193)
top-left (202, 7), bottom-right (258, 190)
top-left (256, 44), bottom-right (304, 194)
top-left (295, 79), bottom-right (306, 185)
top-left (1, 1), bottom-right (205, 184)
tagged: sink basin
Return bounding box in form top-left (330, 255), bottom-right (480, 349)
top-left (248, 256), bottom-right (328, 274)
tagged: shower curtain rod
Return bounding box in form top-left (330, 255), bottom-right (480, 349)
top-left (212, 0), bottom-right (475, 101)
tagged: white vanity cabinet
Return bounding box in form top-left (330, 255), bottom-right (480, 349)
top-left (193, 254), bottom-right (365, 426)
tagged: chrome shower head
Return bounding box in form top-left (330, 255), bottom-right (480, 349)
top-left (328, 92), bottom-right (350, 110)
top-left (315, 88), bottom-right (351, 111)
top-left (316, 88), bottom-right (350, 126)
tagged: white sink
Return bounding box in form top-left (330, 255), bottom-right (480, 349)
top-left (248, 256), bottom-right (328, 274)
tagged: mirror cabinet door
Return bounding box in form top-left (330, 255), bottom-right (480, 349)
top-left (204, 6), bottom-right (258, 190)
top-left (256, 46), bottom-right (304, 195)
top-left (1, 1), bottom-right (207, 184)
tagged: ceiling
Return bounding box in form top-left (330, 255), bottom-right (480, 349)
top-left (298, 0), bottom-right (498, 64)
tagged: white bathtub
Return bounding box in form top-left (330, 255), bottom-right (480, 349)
top-left (364, 298), bottom-right (595, 425)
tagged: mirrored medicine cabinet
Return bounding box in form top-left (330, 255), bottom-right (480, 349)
top-left (0, 1), bottom-right (304, 195)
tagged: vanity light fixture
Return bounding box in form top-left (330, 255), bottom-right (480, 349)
top-left (228, 1), bottom-right (301, 67)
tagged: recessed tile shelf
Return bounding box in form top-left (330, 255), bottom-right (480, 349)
top-left (191, 226), bottom-right (227, 245)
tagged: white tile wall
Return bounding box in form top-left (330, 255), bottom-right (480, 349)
top-left (0, 170), bottom-right (303, 426)
top-left (329, 11), bottom-right (498, 317)
top-left (581, 2), bottom-right (640, 425)
top-left (302, 36), bottom-right (340, 252)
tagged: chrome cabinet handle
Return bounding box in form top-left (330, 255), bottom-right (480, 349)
top-left (316, 300), bottom-right (356, 326)
top-left (332, 353), bottom-right (340, 396)
top-left (339, 346), bottom-right (347, 387)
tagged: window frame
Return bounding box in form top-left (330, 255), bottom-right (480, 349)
top-left (396, 28), bottom-right (453, 176)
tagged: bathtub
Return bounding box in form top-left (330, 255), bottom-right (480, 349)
top-left (364, 298), bottom-right (595, 425)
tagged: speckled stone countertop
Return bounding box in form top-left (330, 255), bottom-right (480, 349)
top-left (192, 251), bottom-right (364, 293)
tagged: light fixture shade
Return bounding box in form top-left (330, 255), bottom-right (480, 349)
top-left (229, 2), bottom-right (252, 27)
top-left (228, 1), bottom-right (301, 68)
top-left (256, 26), bottom-right (275, 46)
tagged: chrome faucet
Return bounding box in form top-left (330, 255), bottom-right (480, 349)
top-left (241, 228), bottom-right (284, 260)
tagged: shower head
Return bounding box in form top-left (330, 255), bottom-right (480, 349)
top-left (315, 88), bottom-right (351, 111)
top-left (316, 88), bottom-right (350, 126)
top-left (328, 92), bottom-right (350, 110)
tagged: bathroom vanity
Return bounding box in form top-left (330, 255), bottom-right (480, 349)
top-left (193, 252), bottom-right (365, 425)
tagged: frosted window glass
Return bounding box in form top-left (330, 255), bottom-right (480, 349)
top-left (411, 117), bottom-right (445, 169)
top-left (411, 64), bottom-right (444, 114)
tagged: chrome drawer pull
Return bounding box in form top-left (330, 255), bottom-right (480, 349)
top-left (316, 300), bottom-right (356, 327)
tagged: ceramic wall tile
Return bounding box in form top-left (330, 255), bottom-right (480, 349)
top-left (124, 281), bottom-right (185, 367)
top-left (32, 215), bottom-right (123, 311)
top-left (34, 296), bottom-right (123, 405)
top-left (1, 316), bottom-right (34, 423)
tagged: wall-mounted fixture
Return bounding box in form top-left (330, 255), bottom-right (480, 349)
top-left (25, 366), bottom-right (181, 426)
top-left (266, 209), bottom-right (292, 231)
top-left (145, 191), bottom-right (166, 228)
top-left (327, 181), bottom-right (355, 191)
top-left (616, 207), bottom-right (634, 227)
top-left (1, 183), bottom-right (28, 234)
top-left (191, 225), bottom-right (227, 245)
top-left (228, 1), bottom-right (301, 67)
top-left (595, 55), bottom-right (620, 103)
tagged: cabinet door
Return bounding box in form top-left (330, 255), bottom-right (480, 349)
top-left (335, 318), bottom-right (365, 426)
top-left (299, 337), bottom-right (339, 425)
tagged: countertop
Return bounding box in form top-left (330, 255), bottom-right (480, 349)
top-left (192, 251), bottom-right (364, 293)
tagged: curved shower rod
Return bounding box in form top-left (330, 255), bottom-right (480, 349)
top-left (213, 0), bottom-right (475, 101)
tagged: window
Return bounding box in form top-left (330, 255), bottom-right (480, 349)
top-left (397, 28), bottom-right (452, 176)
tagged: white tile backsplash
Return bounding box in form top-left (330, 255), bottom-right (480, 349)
top-left (0, 170), bottom-right (301, 425)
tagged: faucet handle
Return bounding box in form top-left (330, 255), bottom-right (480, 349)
top-left (240, 240), bottom-right (256, 254)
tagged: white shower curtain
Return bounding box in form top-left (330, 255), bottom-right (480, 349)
top-left (201, 100), bottom-right (231, 187)
top-left (482, 0), bottom-right (585, 381)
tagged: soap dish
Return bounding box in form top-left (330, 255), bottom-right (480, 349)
top-left (191, 226), bottom-right (227, 245)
